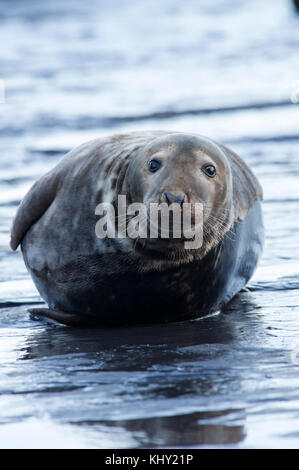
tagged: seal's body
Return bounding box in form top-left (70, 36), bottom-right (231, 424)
top-left (11, 131), bottom-right (264, 326)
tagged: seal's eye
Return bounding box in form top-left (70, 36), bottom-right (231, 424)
top-left (202, 164), bottom-right (216, 178)
top-left (148, 159), bottom-right (162, 173)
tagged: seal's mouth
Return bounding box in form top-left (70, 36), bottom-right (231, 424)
top-left (123, 201), bottom-right (204, 253)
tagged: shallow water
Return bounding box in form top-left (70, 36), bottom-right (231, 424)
top-left (1, 0), bottom-right (299, 448)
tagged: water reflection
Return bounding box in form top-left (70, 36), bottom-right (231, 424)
top-left (19, 293), bottom-right (259, 359)
top-left (72, 409), bottom-right (245, 447)
top-left (8, 293), bottom-right (262, 447)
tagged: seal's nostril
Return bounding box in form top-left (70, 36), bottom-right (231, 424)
top-left (164, 192), bottom-right (186, 206)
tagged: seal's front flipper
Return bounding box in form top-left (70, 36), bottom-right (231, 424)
top-left (10, 170), bottom-right (61, 251)
top-left (28, 308), bottom-right (98, 327)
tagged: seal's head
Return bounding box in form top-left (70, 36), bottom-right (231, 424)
top-left (123, 133), bottom-right (234, 258)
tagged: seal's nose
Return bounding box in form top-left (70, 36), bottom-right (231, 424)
top-left (164, 192), bottom-right (186, 206)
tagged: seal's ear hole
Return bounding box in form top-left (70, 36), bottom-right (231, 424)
top-left (202, 164), bottom-right (216, 178)
top-left (148, 159), bottom-right (162, 173)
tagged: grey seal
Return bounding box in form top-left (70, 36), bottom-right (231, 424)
top-left (10, 131), bottom-right (264, 326)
